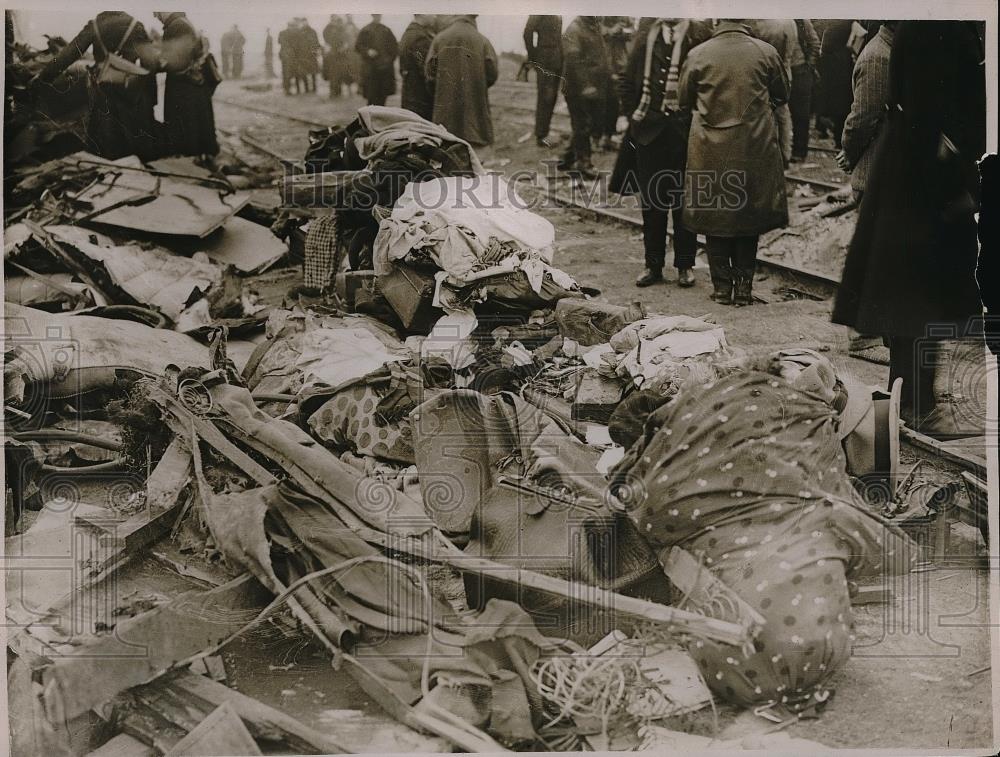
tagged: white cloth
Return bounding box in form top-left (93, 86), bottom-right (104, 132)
top-left (355, 105), bottom-right (486, 174)
top-left (608, 316), bottom-right (729, 390)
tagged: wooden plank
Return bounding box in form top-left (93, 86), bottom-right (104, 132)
top-left (39, 575), bottom-right (269, 722)
top-left (144, 438), bottom-right (192, 514)
top-left (901, 426), bottom-right (987, 475)
top-left (169, 672), bottom-right (352, 755)
top-left (849, 583), bottom-right (895, 605)
top-left (86, 734), bottom-right (156, 757)
top-left (163, 701), bottom-right (261, 756)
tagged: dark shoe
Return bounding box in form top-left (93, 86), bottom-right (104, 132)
top-left (709, 281), bottom-right (733, 304)
top-left (732, 276), bottom-right (753, 306)
top-left (635, 268), bottom-right (664, 287)
top-left (789, 155), bottom-right (804, 164)
top-left (536, 137), bottom-right (551, 148)
top-left (677, 268), bottom-right (695, 288)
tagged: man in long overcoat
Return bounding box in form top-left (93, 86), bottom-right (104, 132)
top-left (833, 21), bottom-right (985, 436)
top-left (558, 16), bottom-right (613, 177)
top-left (679, 19), bottom-right (789, 306)
top-left (399, 14), bottom-right (437, 119)
top-left (523, 15), bottom-right (562, 146)
top-left (425, 15), bottom-right (498, 145)
top-left (278, 21), bottom-right (299, 94)
top-left (356, 14), bottom-right (398, 106)
top-left (298, 18), bottom-right (320, 93)
top-left (612, 18), bottom-right (711, 288)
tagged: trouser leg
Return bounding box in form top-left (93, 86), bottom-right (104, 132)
top-left (604, 83), bottom-right (620, 137)
top-left (789, 64), bottom-right (812, 158)
top-left (564, 94), bottom-right (593, 166)
top-left (733, 235), bottom-right (759, 279)
top-left (535, 71), bottom-right (559, 139)
top-left (706, 236), bottom-right (735, 294)
top-left (670, 205), bottom-right (697, 270)
top-left (888, 336), bottom-right (937, 418)
top-left (640, 207), bottom-right (668, 271)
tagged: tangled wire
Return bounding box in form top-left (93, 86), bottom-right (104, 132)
top-left (530, 654), bottom-right (643, 735)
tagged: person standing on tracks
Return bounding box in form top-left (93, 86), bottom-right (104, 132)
top-left (299, 18), bottom-right (321, 93)
top-left (599, 16), bottom-right (633, 151)
top-left (228, 25), bottom-right (245, 79)
top-left (356, 14), bottom-right (398, 107)
top-left (523, 15), bottom-right (562, 148)
top-left (278, 20), bottom-right (300, 94)
top-left (680, 19), bottom-right (789, 307)
top-left (789, 19), bottom-right (820, 162)
top-left (814, 19), bottom-right (855, 147)
top-left (322, 15), bottom-right (350, 98)
top-left (155, 11), bottom-right (220, 158)
top-left (750, 19), bottom-right (797, 167)
top-left (32, 11), bottom-right (162, 161)
top-left (426, 15), bottom-right (498, 146)
top-left (558, 16), bottom-right (612, 179)
top-left (264, 28), bottom-right (275, 78)
top-left (836, 20), bottom-right (896, 366)
top-left (219, 24), bottom-right (234, 77)
top-left (833, 21), bottom-right (985, 438)
top-left (399, 14), bottom-right (437, 119)
top-left (611, 18), bottom-right (711, 289)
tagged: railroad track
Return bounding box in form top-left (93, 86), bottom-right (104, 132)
top-left (215, 94), bottom-right (843, 291)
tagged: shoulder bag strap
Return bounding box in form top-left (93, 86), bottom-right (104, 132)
top-left (91, 19), bottom-right (108, 57)
top-left (113, 17), bottom-right (139, 56)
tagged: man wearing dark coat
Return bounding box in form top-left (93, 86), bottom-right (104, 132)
top-left (558, 16), bottom-right (613, 177)
top-left (299, 19), bottom-right (320, 93)
top-left (426, 15), bottom-right (498, 146)
top-left (399, 14), bottom-right (437, 119)
top-left (599, 16), bottom-right (633, 148)
top-left (35, 11), bottom-right (161, 161)
top-left (155, 11), bottom-right (219, 158)
top-left (356, 14), bottom-right (398, 107)
top-left (836, 20), bottom-right (896, 364)
top-left (679, 19), bottom-right (789, 306)
top-left (612, 18), bottom-right (711, 288)
top-left (322, 15), bottom-right (350, 97)
top-left (229, 25), bottom-right (245, 78)
top-left (814, 19), bottom-right (855, 146)
top-left (789, 19), bottom-right (820, 161)
top-left (833, 21), bottom-right (985, 436)
top-left (523, 15), bottom-right (562, 147)
top-left (278, 21), bottom-right (299, 94)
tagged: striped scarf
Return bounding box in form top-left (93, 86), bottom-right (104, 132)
top-left (630, 19), bottom-right (690, 123)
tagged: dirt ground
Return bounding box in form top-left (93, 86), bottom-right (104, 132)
top-left (203, 73), bottom-right (997, 751)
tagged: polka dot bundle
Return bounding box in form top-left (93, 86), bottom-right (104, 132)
top-left (609, 370), bottom-right (919, 711)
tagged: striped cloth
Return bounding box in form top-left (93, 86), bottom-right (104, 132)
top-left (841, 25), bottom-right (894, 192)
top-left (630, 19), bottom-right (689, 123)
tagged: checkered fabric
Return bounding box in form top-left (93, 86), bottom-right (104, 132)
top-left (303, 213), bottom-right (340, 290)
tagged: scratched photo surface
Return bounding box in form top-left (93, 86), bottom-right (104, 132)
top-left (3, 3), bottom-right (997, 756)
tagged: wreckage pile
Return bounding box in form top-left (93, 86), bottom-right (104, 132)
top-left (4, 106), bottom-right (940, 754)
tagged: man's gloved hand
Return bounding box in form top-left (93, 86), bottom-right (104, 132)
top-left (835, 149), bottom-right (851, 172)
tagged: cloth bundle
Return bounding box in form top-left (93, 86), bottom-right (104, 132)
top-left (374, 176), bottom-right (578, 315)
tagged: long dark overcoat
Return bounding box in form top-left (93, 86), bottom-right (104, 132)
top-left (425, 16), bottom-right (498, 146)
top-left (832, 21), bottom-right (986, 337)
